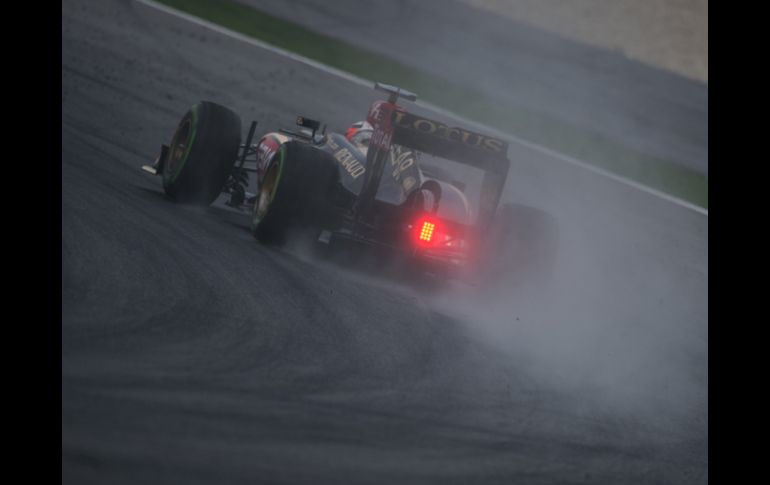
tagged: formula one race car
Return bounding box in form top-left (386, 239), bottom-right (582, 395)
top-left (142, 82), bottom-right (556, 281)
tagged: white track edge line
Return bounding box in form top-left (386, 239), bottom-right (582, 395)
top-left (134, 0), bottom-right (708, 217)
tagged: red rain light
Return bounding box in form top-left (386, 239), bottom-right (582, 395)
top-left (418, 220), bottom-right (436, 242)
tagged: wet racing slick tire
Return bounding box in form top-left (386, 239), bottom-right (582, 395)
top-left (250, 142), bottom-right (338, 245)
top-left (162, 101), bottom-right (242, 205)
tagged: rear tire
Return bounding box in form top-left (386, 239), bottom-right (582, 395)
top-left (162, 101), bottom-right (241, 205)
top-left (250, 142), bottom-right (338, 245)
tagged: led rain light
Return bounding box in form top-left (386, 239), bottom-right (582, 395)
top-left (419, 221), bottom-right (436, 242)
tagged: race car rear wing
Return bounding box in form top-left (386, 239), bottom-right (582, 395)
top-left (390, 111), bottom-right (509, 176)
top-left (391, 112), bottom-right (510, 231)
top-left (354, 87), bottom-right (510, 233)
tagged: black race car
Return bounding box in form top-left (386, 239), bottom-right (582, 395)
top-left (142, 82), bottom-right (555, 281)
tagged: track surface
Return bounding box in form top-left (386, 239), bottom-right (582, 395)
top-left (62, 1), bottom-right (708, 483)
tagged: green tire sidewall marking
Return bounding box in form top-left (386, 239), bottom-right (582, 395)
top-left (163, 104), bottom-right (199, 187)
top-left (251, 144), bottom-right (286, 231)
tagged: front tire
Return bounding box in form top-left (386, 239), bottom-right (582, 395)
top-left (162, 101), bottom-right (241, 205)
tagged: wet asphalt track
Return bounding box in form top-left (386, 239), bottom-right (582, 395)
top-left (62, 1), bottom-right (708, 483)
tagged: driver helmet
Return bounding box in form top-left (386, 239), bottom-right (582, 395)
top-left (345, 120), bottom-right (373, 153)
